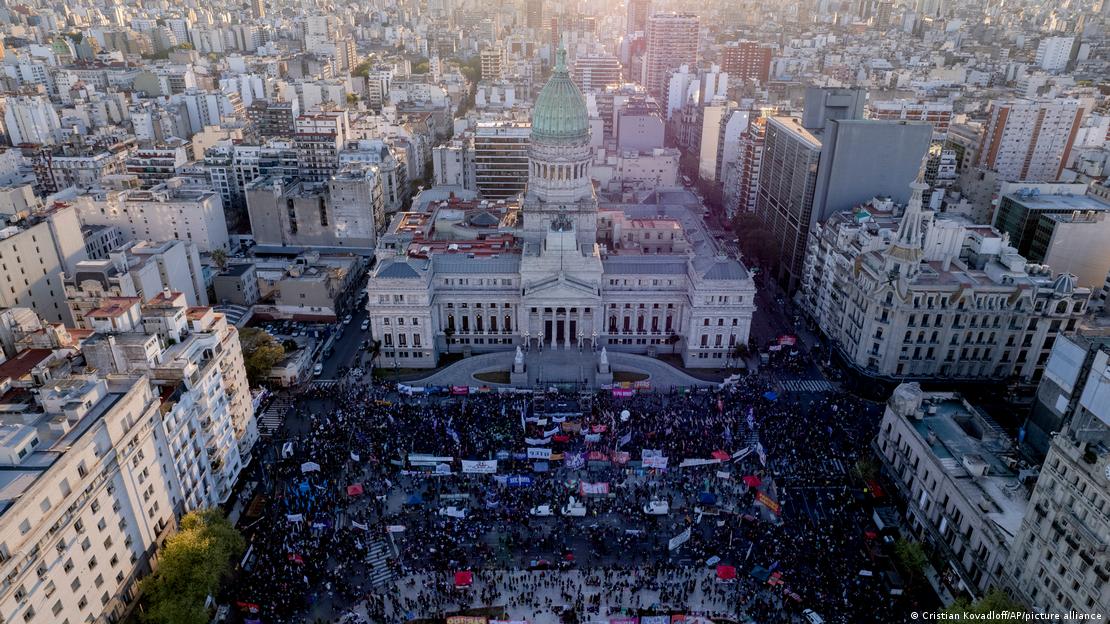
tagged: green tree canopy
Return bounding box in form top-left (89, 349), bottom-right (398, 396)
top-left (944, 588), bottom-right (1025, 623)
top-left (140, 510), bottom-right (245, 624)
top-left (892, 537), bottom-right (928, 581)
top-left (239, 328), bottom-right (285, 386)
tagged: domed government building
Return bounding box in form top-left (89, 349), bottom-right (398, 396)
top-left (365, 49), bottom-right (756, 372)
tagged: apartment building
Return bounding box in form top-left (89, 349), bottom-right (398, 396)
top-left (74, 178), bottom-right (230, 252)
top-left (875, 383), bottom-right (1031, 598)
top-left (0, 373), bottom-right (175, 624)
top-left (802, 183), bottom-right (1091, 384)
top-left (1006, 333), bottom-right (1110, 614)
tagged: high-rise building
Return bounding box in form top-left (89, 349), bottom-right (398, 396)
top-left (1007, 333), bottom-right (1110, 612)
top-left (432, 139), bottom-right (477, 190)
top-left (2, 95), bottom-right (61, 146)
top-left (294, 110), bottom-right (349, 183)
top-left (524, 0), bottom-right (543, 30)
top-left (251, 0), bottom-right (265, 19)
top-left (0, 373), bottom-right (176, 624)
top-left (473, 122), bottom-right (531, 200)
top-left (74, 179), bottom-right (230, 253)
top-left (812, 119), bottom-right (933, 220)
top-left (868, 99), bottom-right (954, 141)
top-left (755, 117), bottom-right (823, 291)
top-left (247, 99), bottom-right (300, 138)
top-left (874, 0), bottom-right (893, 28)
top-left (572, 54), bottom-right (623, 92)
top-left (802, 86), bottom-right (866, 131)
top-left (643, 13), bottom-right (698, 100)
top-left (1034, 36), bottom-right (1076, 72)
top-left (626, 0), bottom-right (651, 34)
top-left (480, 45), bottom-right (505, 81)
top-left (724, 115), bottom-right (766, 217)
top-left (721, 41), bottom-right (773, 83)
top-left (0, 204), bottom-right (87, 324)
top-left (975, 99), bottom-right (1084, 182)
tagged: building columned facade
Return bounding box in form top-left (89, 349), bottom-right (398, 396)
top-left (366, 49), bottom-right (756, 369)
top-left (801, 179), bottom-right (1090, 384)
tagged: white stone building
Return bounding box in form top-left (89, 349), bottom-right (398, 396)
top-left (875, 383), bottom-right (1030, 598)
top-left (0, 374), bottom-right (175, 624)
top-left (366, 50), bottom-right (755, 369)
top-left (74, 178), bottom-right (230, 252)
top-left (801, 181), bottom-right (1091, 384)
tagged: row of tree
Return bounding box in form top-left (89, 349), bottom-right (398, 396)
top-left (140, 510), bottom-right (245, 624)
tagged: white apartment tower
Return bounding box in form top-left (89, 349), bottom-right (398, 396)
top-left (974, 99), bottom-right (1084, 183)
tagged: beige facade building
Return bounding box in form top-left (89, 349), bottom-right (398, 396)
top-left (0, 374), bottom-right (175, 624)
top-left (0, 204), bottom-right (88, 324)
top-left (74, 179), bottom-right (230, 252)
top-left (875, 383), bottom-right (1030, 599)
top-left (802, 182), bottom-right (1091, 384)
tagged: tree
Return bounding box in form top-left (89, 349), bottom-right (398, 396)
top-left (140, 510), bottom-right (245, 624)
top-left (732, 211), bottom-right (774, 267)
top-left (944, 588), bottom-right (1025, 623)
top-left (443, 326), bottom-right (455, 354)
top-left (239, 328), bottom-right (285, 386)
top-left (411, 57), bottom-right (430, 74)
top-left (892, 538), bottom-right (928, 583)
top-left (210, 248), bottom-right (228, 271)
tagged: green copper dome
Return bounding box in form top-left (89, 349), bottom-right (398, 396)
top-left (531, 48), bottom-right (590, 144)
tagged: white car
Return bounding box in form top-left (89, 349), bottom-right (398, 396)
top-left (312, 363), bottom-right (323, 377)
top-left (643, 500), bottom-right (670, 515)
top-left (360, 319), bottom-right (369, 331)
top-left (802, 609), bottom-right (824, 624)
top-left (560, 498), bottom-right (587, 517)
top-left (438, 506), bottom-right (467, 519)
top-left (529, 504), bottom-right (555, 517)
top-left (342, 315), bottom-right (353, 325)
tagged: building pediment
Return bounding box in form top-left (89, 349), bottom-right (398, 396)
top-left (523, 274), bottom-right (600, 300)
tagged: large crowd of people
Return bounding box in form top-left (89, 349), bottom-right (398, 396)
top-left (227, 374), bottom-right (918, 624)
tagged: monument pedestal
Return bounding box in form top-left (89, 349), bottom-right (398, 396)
top-left (596, 347), bottom-right (613, 385)
top-left (510, 346), bottom-right (528, 386)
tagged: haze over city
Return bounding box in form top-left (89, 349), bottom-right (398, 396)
top-left (0, 0), bottom-right (1106, 623)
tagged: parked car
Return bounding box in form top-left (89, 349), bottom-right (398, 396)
top-left (643, 500), bottom-right (670, 515)
top-left (360, 319), bottom-right (369, 331)
top-left (342, 314), bottom-right (353, 325)
top-left (529, 504), bottom-right (555, 517)
top-left (313, 363), bottom-right (323, 377)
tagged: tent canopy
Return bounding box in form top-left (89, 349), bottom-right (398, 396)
top-left (716, 565), bottom-right (737, 581)
top-left (454, 571), bottom-right (473, 587)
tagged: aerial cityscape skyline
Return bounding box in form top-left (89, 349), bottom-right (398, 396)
top-left (0, 0), bottom-right (1105, 623)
